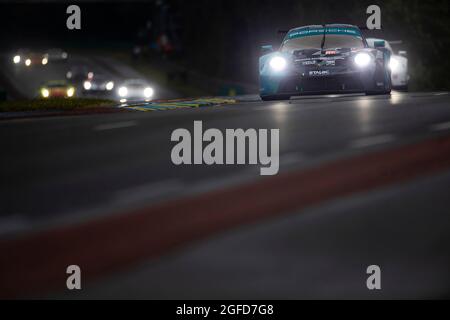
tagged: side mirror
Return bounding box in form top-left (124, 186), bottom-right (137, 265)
top-left (398, 51), bottom-right (408, 57)
top-left (261, 45), bottom-right (274, 55)
top-left (374, 40), bottom-right (386, 48)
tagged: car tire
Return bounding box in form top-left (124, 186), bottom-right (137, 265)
top-left (260, 95), bottom-right (291, 101)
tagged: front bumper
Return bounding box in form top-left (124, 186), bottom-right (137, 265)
top-left (260, 69), bottom-right (376, 96)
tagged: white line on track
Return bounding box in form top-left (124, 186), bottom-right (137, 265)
top-left (94, 120), bottom-right (138, 131)
top-left (434, 92), bottom-right (449, 96)
top-left (430, 121), bottom-right (450, 132)
top-left (350, 134), bottom-right (395, 149)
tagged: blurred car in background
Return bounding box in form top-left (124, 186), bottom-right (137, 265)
top-left (66, 65), bottom-right (93, 84)
top-left (45, 48), bottom-right (69, 63)
top-left (367, 38), bottom-right (409, 91)
top-left (39, 80), bottom-right (75, 99)
top-left (12, 49), bottom-right (48, 67)
top-left (12, 49), bottom-right (29, 65)
top-left (83, 74), bottom-right (115, 95)
top-left (117, 79), bottom-right (154, 102)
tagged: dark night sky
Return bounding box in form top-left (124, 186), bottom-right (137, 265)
top-left (0, 1), bottom-right (158, 49)
top-left (1, 0), bottom-right (449, 89)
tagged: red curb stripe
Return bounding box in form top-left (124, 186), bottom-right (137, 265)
top-left (1, 135), bottom-right (450, 298)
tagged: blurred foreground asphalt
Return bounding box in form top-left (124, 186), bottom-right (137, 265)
top-left (0, 91), bottom-right (450, 298)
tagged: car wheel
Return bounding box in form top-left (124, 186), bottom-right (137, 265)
top-left (260, 95), bottom-right (291, 101)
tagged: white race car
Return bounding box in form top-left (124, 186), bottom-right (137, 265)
top-left (117, 79), bottom-right (154, 103)
top-left (366, 38), bottom-right (409, 91)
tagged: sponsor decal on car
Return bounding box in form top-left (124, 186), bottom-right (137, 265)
top-left (288, 27), bottom-right (361, 40)
top-left (309, 70), bottom-right (330, 76)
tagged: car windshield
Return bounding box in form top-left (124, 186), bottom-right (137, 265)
top-left (281, 33), bottom-right (365, 53)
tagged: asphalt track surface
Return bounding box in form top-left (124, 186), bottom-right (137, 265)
top-left (1, 91), bottom-right (450, 299)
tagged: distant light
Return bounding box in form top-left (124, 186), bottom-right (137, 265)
top-left (67, 87), bottom-right (75, 97)
top-left (269, 56), bottom-right (287, 72)
top-left (25, 59), bottom-right (31, 67)
top-left (88, 72), bottom-right (94, 79)
top-left (66, 71), bottom-right (73, 79)
top-left (84, 81), bottom-right (92, 90)
top-left (41, 88), bottom-right (50, 98)
top-left (42, 57), bottom-right (48, 65)
top-left (106, 81), bottom-right (114, 91)
top-left (120, 99), bottom-right (127, 103)
top-left (118, 86), bottom-right (128, 97)
top-left (143, 87), bottom-right (154, 98)
top-left (62, 52), bottom-right (68, 59)
top-left (13, 55), bottom-right (21, 64)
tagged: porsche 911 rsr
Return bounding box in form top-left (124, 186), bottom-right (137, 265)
top-left (259, 24), bottom-right (392, 101)
top-left (40, 80), bottom-right (75, 99)
top-left (366, 38), bottom-right (409, 91)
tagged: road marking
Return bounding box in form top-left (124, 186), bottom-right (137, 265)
top-left (94, 121), bottom-right (138, 131)
top-left (430, 121), bottom-right (450, 132)
top-left (350, 134), bottom-right (395, 149)
top-left (434, 92), bottom-right (448, 96)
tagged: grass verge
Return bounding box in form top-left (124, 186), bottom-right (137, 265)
top-left (0, 98), bottom-right (115, 113)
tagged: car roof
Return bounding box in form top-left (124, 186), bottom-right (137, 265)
top-left (45, 80), bottom-right (68, 86)
top-left (289, 24), bottom-right (360, 32)
top-left (123, 79), bottom-right (148, 85)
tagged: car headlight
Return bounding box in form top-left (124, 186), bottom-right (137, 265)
top-left (67, 87), bottom-right (75, 97)
top-left (42, 57), bottom-right (48, 65)
top-left (354, 53), bottom-right (372, 67)
top-left (41, 88), bottom-right (50, 98)
top-left (118, 86), bottom-right (128, 97)
top-left (269, 56), bottom-right (287, 72)
top-left (389, 57), bottom-right (400, 72)
top-left (13, 55), bottom-right (21, 64)
top-left (106, 81), bottom-right (114, 91)
top-left (84, 81), bottom-right (92, 90)
top-left (143, 87), bottom-right (154, 98)
top-left (25, 59), bottom-right (31, 67)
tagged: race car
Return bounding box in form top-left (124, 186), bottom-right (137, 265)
top-left (366, 38), bottom-right (409, 91)
top-left (66, 65), bottom-right (93, 84)
top-left (83, 74), bottom-right (115, 94)
top-left (44, 48), bottom-right (69, 63)
top-left (116, 79), bottom-right (154, 103)
top-left (259, 24), bottom-right (392, 101)
top-left (39, 80), bottom-right (76, 99)
top-left (12, 49), bottom-right (48, 67)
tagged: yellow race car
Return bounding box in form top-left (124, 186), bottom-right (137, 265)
top-left (40, 80), bottom-right (76, 99)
